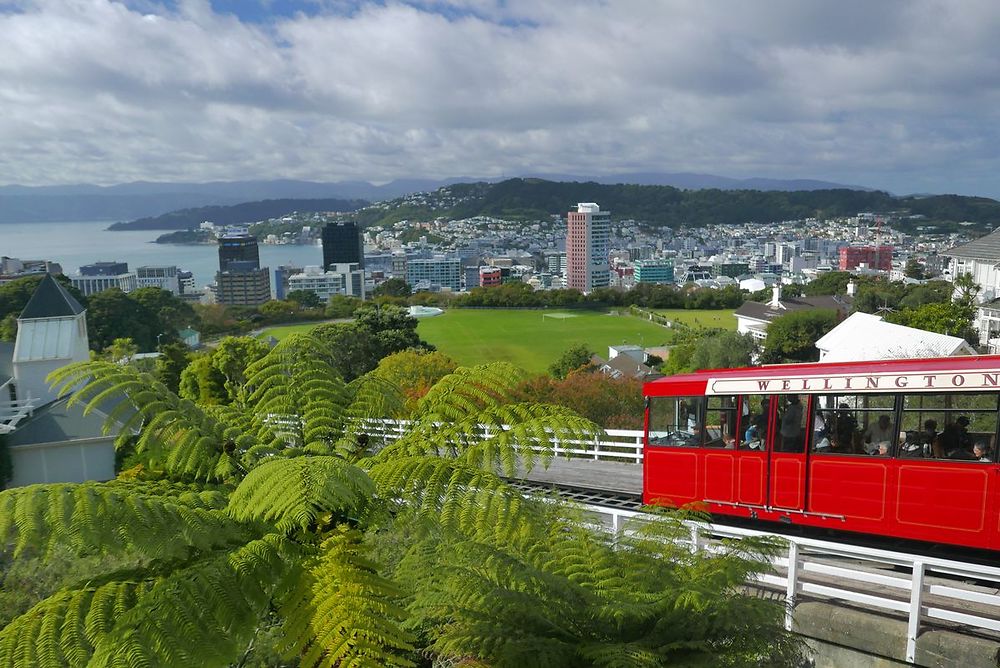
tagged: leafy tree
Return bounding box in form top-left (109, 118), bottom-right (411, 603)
top-left (886, 301), bottom-right (977, 342)
top-left (259, 299), bottom-right (302, 320)
top-left (372, 278), bottom-right (412, 298)
top-left (371, 349), bottom-right (458, 415)
top-left (86, 289), bottom-right (160, 352)
top-left (954, 272), bottom-right (982, 307)
top-left (801, 271), bottom-right (854, 297)
top-left (325, 294), bottom-right (364, 319)
top-left (548, 343), bottom-right (595, 379)
top-left (517, 372), bottom-right (645, 429)
top-left (130, 287), bottom-right (198, 334)
top-left (98, 337), bottom-right (139, 364)
top-left (664, 331), bottom-right (757, 375)
top-left (313, 305), bottom-right (432, 381)
top-left (904, 258), bottom-right (925, 280)
top-left (761, 309), bottom-right (839, 363)
top-left (178, 354), bottom-right (227, 405)
top-left (285, 290), bottom-right (324, 309)
top-left (155, 342), bottom-right (192, 394)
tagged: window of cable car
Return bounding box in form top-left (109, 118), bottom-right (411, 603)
top-left (775, 394), bottom-right (808, 453)
top-left (899, 393), bottom-right (999, 462)
top-left (739, 394), bottom-right (770, 450)
top-left (647, 396), bottom-right (705, 447)
top-left (703, 396), bottom-right (738, 448)
top-left (812, 394), bottom-right (896, 456)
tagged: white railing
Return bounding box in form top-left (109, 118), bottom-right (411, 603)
top-left (0, 382), bottom-right (35, 434)
top-left (360, 418), bottom-right (645, 463)
top-left (584, 504), bottom-right (1000, 664)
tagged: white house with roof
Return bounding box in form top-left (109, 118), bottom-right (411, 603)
top-left (943, 228), bottom-right (1000, 351)
top-left (1, 275), bottom-right (118, 488)
top-left (815, 312), bottom-right (976, 362)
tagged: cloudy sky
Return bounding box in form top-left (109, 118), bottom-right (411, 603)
top-left (2, 0), bottom-right (1000, 196)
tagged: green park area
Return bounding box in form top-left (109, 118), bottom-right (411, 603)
top-left (414, 309), bottom-right (670, 372)
top-left (258, 308), bottom-right (737, 373)
top-left (652, 308), bottom-right (737, 330)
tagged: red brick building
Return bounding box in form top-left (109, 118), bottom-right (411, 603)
top-left (838, 245), bottom-right (893, 271)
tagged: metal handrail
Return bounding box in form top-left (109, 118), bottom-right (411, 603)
top-left (582, 503), bottom-right (1000, 663)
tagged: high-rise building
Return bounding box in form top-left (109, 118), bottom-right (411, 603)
top-left (218, 234), bottom-right (260, 271)
top-left (406, 256), bottom-right (461, 292)
top-left (565, 203), bottom-right (610, 293)
top-left (274, 265), bottom-right (304, 301)
top-left (216, 234), bottom-right (270, 306)
top-left (322, 222), bottom-right (364, 270)
top-left (839, 245), bottom-right (893, 271)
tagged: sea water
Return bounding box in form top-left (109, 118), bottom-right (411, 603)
top-left (0, 221), bottom-right (326, 291)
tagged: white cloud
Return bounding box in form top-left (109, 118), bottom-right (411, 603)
top-left (1, 0), bottom-right (1000, 195)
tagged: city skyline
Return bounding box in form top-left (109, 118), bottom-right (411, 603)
top-left (3, 2), bottom-right (1000, 197)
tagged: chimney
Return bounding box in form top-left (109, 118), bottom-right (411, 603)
top-left (846, 279), bottom-right (857, 297)
top-left (769, 283), bottom-right (782, 308)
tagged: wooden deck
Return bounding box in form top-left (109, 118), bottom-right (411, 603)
top-left (515, 457), bottom-right (642, 496)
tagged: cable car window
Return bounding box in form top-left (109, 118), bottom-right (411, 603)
top-left (704, 396), bottom-right (738, 448)
top-left (739, 394), bottom-right (770, 450)
top-left (776, 394), bottom-right (807, 453)
top-left (647, 396), bottom-right (705, 447)
top-left (812, 394), bottom-right (896, 456)
top-left (900, 393), bottom-right (998, 462)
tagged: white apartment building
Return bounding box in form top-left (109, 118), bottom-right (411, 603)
top-left (135, 265), bottom-right (180, 294)
top-left (288, 263), bottom-right (365, 302)
top-left (70, 272), bottom-right (138, 296)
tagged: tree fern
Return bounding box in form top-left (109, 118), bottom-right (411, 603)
top-left (0, 481), bottom-right (243, 558)
top-left (227, 457), bottom-right (374, 533)
top-left (279, 527), bottom-right (415, 668)
top-left (0, 578), bottom-right (153, 668)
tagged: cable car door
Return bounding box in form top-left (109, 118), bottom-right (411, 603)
top-left (768, 394), bottom-right (809, 511)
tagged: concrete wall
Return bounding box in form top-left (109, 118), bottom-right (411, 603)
top-left (7, 438), bottom-right (115, 488)
top-left (794, 601), bottom-right (1000, 668)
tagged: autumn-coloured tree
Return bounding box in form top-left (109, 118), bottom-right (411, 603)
top-left (518, 371), bottom-right (644, 429)
top-left (371, 349), bottom-right (458, 415)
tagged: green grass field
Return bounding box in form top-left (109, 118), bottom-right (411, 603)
top-left (415, 309), bottom-right (671, 373)
top-left (652, 309), bottom-right (737, 330)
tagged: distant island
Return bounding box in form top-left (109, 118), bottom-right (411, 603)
top-left (154, 229), bottom-right (215, 244)
top-left (109, 197), bottom-right (368, 231)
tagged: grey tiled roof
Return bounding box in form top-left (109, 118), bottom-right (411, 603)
top-left (735, 295), bottom-right (853, 324)
top-left (6, 395), bottom-right (131, 447)
top-left (19, 274), bottom-right (85, 319)
top-left (942, 228), bottom-right (1000, 261)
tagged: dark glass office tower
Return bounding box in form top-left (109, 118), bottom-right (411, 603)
top-left (322, 222), bottom-right (364, 270)
top-left (218, 233), bottom-right (260, 271)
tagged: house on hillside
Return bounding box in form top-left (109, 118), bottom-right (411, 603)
top-left (1, 275), bottom-right (120, 488)
top-left (943, 229), bottom-right (1000, 351)
top-left (815, 312), bottom-right (976, 362)
top-left (735, 284), bottom-right (854, 344)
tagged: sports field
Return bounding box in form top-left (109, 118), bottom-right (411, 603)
top-left (415, 309), bottom-right (670, 372)
top-left (652, 309), bottom-right (737, 329)
top-left (257, 322), bottom-right (321, 341)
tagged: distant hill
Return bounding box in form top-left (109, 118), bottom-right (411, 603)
top-left (0, 173), bottom-right (874, 224)
top-left (108, 198), bottom-right (368, 231)
top-left (353, 178), bottom-right (1000, 231)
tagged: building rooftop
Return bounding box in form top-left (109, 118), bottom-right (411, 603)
top-left (942, 228), bottom-right (1000, 261)
top-left (815, 312), bottom-right (976, 362)
top-left (19, 274), bottom-right (85, 320)
top-left (735, 294), bottom-right (852, 324)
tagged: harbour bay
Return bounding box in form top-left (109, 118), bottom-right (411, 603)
top-left (0, 221), bottom-right (326, 292)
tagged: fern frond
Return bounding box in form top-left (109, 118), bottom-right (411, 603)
top-left (413, 363), bottom-right (527, 422)
top-left (88, 534), bottom-right (295, 668)
top-left (228, 457), bottom-right (374, 532)
top-left (0, 482), bottom-right (244, 558)
top-left (279, 527), bottom-right (415, 668)
top-left (0, 579), bottom-right (153, 668)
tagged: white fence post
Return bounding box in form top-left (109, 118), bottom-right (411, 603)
top-left (635, 434), bottom-right (642, 464)
top-left (784, 541), bottom-right (800, 631)
top-left (906, 561), bottom-right (925, 663)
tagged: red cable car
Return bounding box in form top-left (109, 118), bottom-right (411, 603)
top-left (643, 356), bottom-right (1000, 551)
